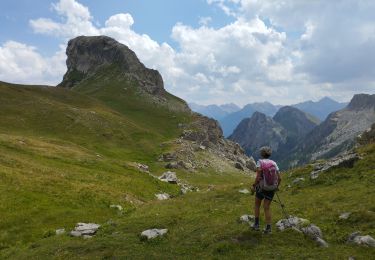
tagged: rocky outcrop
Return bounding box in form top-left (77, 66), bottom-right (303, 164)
top-left (70, 223), bottom-right (100, 238)
top-left (59, 36), bottom-right (164, 95)
top-left (310, 151), bottom-right (360, 179)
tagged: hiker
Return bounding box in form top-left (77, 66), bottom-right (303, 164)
top-left (251, 146), bottom-right (281, 234)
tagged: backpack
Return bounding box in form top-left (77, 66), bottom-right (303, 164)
top-left (259, 159), bottom-right (279, 191)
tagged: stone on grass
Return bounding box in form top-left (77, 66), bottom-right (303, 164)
top-left (238, 189), bottom-right (250, 194)
top-left (70, 223), bottom-right (100, 238)
top-left (55, 228), bottom-right (65, 235)
top-left (315, 237), bottom-right (329, 248)
top-left (110, 204), bottom-right (123, 211)
top-left (301, 224), bottom-right (323, 239)
top-left (339, 212), bottom-right (351, 220)
top-left (348, 232), bottom-right (375, 247)
top-left (141, 229), bottom-right (168, 240)
top-left (137, 163), bottom-right (149, 172)
top-left (239, 215), bottom-right (255, 223)
top-left (159, 171), bottom-right (178, 184)
top-left (155, 193), bottom-right (170, 200)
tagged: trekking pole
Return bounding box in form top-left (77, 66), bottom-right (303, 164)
top-left (275, 192), bottom-right (290, 220)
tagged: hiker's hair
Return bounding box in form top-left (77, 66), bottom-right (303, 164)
top-left (260, 146), bottom-right (272, 159)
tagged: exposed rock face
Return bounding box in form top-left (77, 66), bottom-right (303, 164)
top-left (286, 94), bottom-right (375, 167)
top-left (229, 112), bottom-right (287, 160)
top-left (59, 36), bottom-right (164, 95)
top-left (310, 151), bottom-right (360, 179)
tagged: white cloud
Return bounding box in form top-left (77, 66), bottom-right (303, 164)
top-left (0, 41), bottom-right (66, 85)
top-left (1, 0), bottom-right (375, 105)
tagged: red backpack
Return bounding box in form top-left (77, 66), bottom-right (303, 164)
top-left (259, 159), bottom-right (279, 191)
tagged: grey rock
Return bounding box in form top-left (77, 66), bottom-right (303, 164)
top-left (235, 162), bottom-right (245, 171)
top-left (311, 152), bottom-right (360, 179)
top-left (348, 232), bottom-right (375, 247)
top-left (315, 237), bottom-right (329, 247)
top-left (301, 224), bottom-right (323, 239)
top-left (137, 163), bottom-right (149, 172)
top-left (239, 214), bottom-right (255, 223)
top-left (162, 153), bottom-right (177, 162)
top-left (55, 228), bottom-right (65, 235)
top-left (70, 223), bottom-right (100, 237)
top-left (245, 158), bottom-right (257, 171)
top-left (339, 212), bottom-right (351, 220)
top-left (141, 229), bottom-right (168, 240)
top-left (159, 171), bottom-right (178, 184)
top-left (165, 162), bottom-right (179, 169)
top-left (155, 193), bottom-right (170, 200)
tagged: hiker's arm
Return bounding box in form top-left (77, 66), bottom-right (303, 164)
top-left (252, 168), bottom-right (262, 188)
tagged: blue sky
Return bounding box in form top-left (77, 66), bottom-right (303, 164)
top-left (1, 0), bottom-right (375, 106)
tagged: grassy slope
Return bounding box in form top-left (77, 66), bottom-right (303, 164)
top-left (0, 79), bottom-right (374, 259)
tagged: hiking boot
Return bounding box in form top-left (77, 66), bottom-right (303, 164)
top-left (251, 223), bottom-right (260, 231)
top-left (263, 224), bottom-right (272, 234)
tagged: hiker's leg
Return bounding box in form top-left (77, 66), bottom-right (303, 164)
top-left (254, 197), bottom-right (262, 218)
top-left (263, 199), bottom-right (272, 224)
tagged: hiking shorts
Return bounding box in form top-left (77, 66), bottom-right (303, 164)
top-left (256, 189), bottom-right (275, 201)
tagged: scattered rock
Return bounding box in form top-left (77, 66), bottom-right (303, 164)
top-left (161, 153), bottom-right (177, 162)
top-left (199, 145), bottom-right (206, 150)
top-left (179, 183), bottom-right (199, 194)
top-left (235, 162), bottom-right (245, 171)
top-left (311, 151), bottom-right (360, 179)
top-left (339, 212), bottom-right (351, 220)
top-left (348, 232), bottom-right (375, 247)
top-left (110, 204), bottom-right (123, 211)
top-left (137, 163), bottom-right (149, 172)
top-left (277, 216), bottom-right (328, 247)
top-left (155, 193), bottom-right (170, 200)
top-left (292, 177), bottom-right (305, 184)
top-left (55, 228), bottom-right (65, 235)
top-left (315, 237), bottom-right (329, 248)
top-left (245, 158), bottom-right (257, 171)
top-left (301, 224), bottom-right (323, 240)
top-left (141, 229), bottom-right (168, 240)
top-left (238, 189), bottom-right (250, 194)
top-left (165, 162), bottom-right (179, 169)
top-left (70, 223), bottom-right (100, 238)
top-left (239, 215), bottom-right (255, 223)
top-left (159, 171), bottom-right (178, 184)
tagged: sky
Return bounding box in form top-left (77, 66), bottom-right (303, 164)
top-left (1, 0), bottom-right (375, 106)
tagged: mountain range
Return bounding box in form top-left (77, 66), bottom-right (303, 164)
top-left (229, 106), bottom-right (319, 162)
top-left (191, 98), bottom-right (347, 137)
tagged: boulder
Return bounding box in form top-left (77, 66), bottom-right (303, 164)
top-left (161, 153), bottom-right (177, 162)
top-left (155, 193), bottom-right (170, 200)
top-left (137, 163), bottom-right (149, 172)
top-left (301, 224), bottom-right (323, 239)
top-left (141, 229), bottom-right (168, 240)
top-left (315, 237), bottom-right (329, 248)
top-left (348, 232), bottom-right (375, 247)
top-left (159, 171), bottom-right (178, 184)
top-left (246, 158), bottom-right (257, 171)
top-left (235, 162), bottom-right (245, 171)
top-left (70, 223), bottom-right (100, 238)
